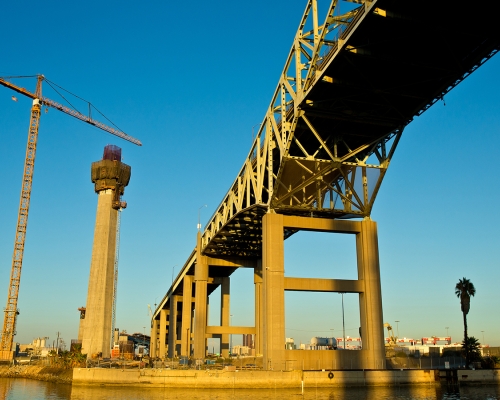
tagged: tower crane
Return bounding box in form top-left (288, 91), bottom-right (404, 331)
top-left (0, 74), bottom-right (142, 360)
top-left (384, 323), bottom-right (397, 346)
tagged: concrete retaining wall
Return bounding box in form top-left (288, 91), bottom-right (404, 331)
top-left (284, 349), bottom-right (386, 370)
top-left (73, 368), bottom-right (500, 388)
top-left (73, 368), bottom-right (440, 388)
top-left (457, 369), bottom-right (500, 385)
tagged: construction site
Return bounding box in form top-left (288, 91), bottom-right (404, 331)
top-left (0, 75), bottom-right (141, 362)
top-left (1, 0), bottom-right (500, 383)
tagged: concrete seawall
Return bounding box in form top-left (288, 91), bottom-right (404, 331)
top-left (3, 366), bottom-right (499, 388)
top-left (73, 369), bottom-right (443, 388)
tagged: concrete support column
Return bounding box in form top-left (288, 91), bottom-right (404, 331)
top-left (159, 309), bottom-right (168, 359)
top-left (168, 297), bottom-right (178, 358)
top-left (254, 259), bottom-right (263, 356)
top-left (194, 232), bottom-right (208, 359)
top-left (181, 275), bottom-right (193, 357)
top-left (81, 189), bottom-right (117, 359)
top-left (150, 320), bottom-right (158, 359)
top-left (356, 219), bottom-right (386, 369)
top-left (220, 277), bottom-right (230, 358)
top-left (77, 309), bottom-right (85, 342)
top-left (191, 308), bottom-right (195, 344)
top-left (262, 213), bottom-right (285, 370)
top-left (206, 296), bottom-right (210, 334)
top-left (81, 147), bottom-right (131, 359)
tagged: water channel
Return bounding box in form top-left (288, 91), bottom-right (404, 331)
top-left (1, 378), bottom-right (500, 400)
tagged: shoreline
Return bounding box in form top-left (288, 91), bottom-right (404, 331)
top-left (2, 365), bottom-right (499, 388)
top-left (0, 365), bottom-right (72, 385)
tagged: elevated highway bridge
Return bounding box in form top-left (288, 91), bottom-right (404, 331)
top-left (151, 0), bottom-right (499, 370)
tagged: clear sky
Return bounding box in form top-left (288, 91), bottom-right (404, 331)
top-left (1, 0), bottom-right (499, 351)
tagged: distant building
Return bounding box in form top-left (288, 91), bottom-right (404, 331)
top-left (19, 336), bottom-right (58, 357)
top-left (243, 334), bottom-right (254, 349)
top-left (232, 345), bottom-right (251, 356)
top-left (286, 337), bottom-right (296, 350)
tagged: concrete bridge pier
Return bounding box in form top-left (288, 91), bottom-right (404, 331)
top-left (262, 213), bottom-right (285, 370)
top-left (261, 213), bottom-right (386, 370)
top-left (150, 319), bottom-right (158, 359)
top-left (220, 277), bottom-right (230, 357)
top-left (357, 219), bottom-right (386, 369)
top-left (81, 146), bottom-right (131, 359)
top-left (180, 275), bottom-right (193, 357)
top-left (159, 309), bottom-right (168, 359)
top-left (194, 232), bottom-right (208, 359)
top-left (254, 260), bottom-right (263, 356)
top-left (167, 296), bottom-right (178, 358)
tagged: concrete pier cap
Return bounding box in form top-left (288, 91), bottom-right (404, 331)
top-left (91, 145), bottom-right (131, 209)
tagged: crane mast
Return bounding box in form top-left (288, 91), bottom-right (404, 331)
top-left (0, 77), bottom-right (43, 359)
top-left (0, 75), bottom-right (140, 360)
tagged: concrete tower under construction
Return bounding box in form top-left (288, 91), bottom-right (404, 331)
top-left (81, 145), bottom-right (131, 358)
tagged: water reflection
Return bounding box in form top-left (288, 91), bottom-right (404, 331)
top-left (70, 385), bottom-right (500, 400)
top-left (0, 379), bottom-right (12, 400)
top-left (1, 378), bottom-right (500, 400)
top-left (1, 378), bottom-right (71, 400)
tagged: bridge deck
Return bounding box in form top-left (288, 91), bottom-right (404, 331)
top-left (154, 0), bottom-right (500, 320)
top-left (202, 0), bottom-right (500, 258)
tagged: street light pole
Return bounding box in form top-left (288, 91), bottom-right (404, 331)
top-left (340, 293), bottom-right (346, 349)
top-left (395, 320), bottom-right (400, 338)
top-left (446, 327), bottom-right (449, 337)
top-left (481, 330), bottom-right (485, 344)
top-left (230, 314), bottom-right (233, 356)
top-left (172, 264), bottom-right (177, 284)
top-left (198, 205), bottom-right (207, 231)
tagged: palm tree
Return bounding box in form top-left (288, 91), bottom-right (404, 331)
top-left (462, 336), bottom-right (482, 363)
top-left (455, 277), bottom-right (476, 367)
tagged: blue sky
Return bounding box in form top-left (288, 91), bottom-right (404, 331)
top-left (1, 0), bottom-right (499, 350)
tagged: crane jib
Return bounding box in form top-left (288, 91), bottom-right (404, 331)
top-left (41, 97), bottom-right (142, 146)
top-left (0, 78), bottom-right (142, 146)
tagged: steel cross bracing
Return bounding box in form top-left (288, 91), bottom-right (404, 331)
top-left (202, 1), bottom-right (381, 257)
top-left (199, 0), bottom-right (500, 258)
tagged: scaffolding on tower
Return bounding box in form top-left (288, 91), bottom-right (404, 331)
top-left (111, 209), bottom-right (122, 346)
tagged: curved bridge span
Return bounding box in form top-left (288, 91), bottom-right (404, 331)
top-left (152, 0), bottom-right (499, 370)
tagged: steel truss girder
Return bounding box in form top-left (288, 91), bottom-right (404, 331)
top-left (201, 0), bottom-right (382, 254)
top-left (272, 127), bottom-right (402, 218)
top-left (201, 0), bottom-right (499, 256)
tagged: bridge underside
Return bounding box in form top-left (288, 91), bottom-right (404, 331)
top-left (151, 0), bottom-right (500, 370)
